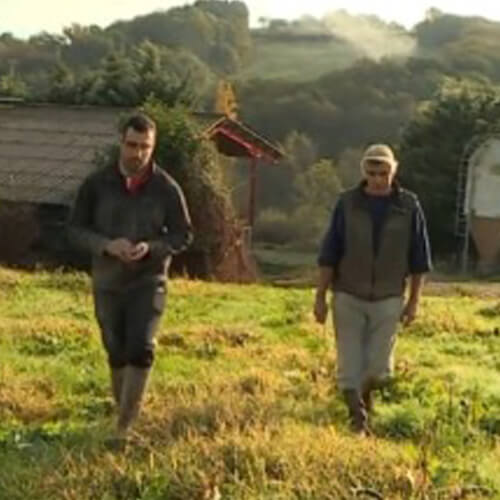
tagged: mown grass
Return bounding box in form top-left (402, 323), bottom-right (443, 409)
top-left (0, 266), bottom-right (499, 499)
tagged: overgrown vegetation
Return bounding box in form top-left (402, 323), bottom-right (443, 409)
top-left (0, 267), bottom-right (499, 498)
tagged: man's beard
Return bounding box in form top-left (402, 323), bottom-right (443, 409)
top-left (120, 159), bottom-right (148, 177)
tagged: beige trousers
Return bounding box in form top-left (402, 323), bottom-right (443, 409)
top-left (332, 291), bottom-right (403, 391)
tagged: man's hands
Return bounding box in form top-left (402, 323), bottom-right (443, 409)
top-left (401, 275), bottom-right (425, 327)
top-left (105, 238), bottom-right (133, 261)
top-left (129, 242), bottom-right (150, 261)
top-left (314, 268), bottom-right (333, 325)
top-left (105, 238), bottom-right (150, 263)
top-left (314, 294), bottom-right (329, 324)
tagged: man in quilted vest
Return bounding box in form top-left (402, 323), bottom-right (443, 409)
top-left (314, 144), bottom-right (432, 434)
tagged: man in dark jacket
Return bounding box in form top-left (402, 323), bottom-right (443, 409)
top-left (314, 144), bottom-right (431, 434)
top-left (69, 113), bottom-right (193, 442)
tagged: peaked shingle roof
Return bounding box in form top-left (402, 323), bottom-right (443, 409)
top-left (193, 112), bottom-right (284, 162)
top-left (0, 104), bottom-right (284, 206)
top-left (0, 104), bottom-right (120, 205)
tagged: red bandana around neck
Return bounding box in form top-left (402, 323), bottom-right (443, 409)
top-left (120, 162), bottom-right (153, 194)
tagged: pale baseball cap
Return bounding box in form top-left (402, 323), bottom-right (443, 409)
top-left (361, 144), bottom-right (398, 169)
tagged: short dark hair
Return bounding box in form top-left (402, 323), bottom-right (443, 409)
top-left (120, 113), bottom-right (156, 137)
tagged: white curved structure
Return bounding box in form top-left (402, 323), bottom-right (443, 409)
top-left (465, 136), bottom-right (500, 271)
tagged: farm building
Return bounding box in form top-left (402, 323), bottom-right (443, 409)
top-left (0, 102), bottom-right (283, 278)
top-left (457, 135), bottom-right (500, 273)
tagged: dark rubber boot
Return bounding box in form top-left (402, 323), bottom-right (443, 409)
top-left (117, 366), bottom-right (150, 434)
top-left (343, 389), bottom-right (369, 435)
top-left (361, 378), bottom-right (378, 415)
top-left (111, 367), bottom-right (125, 407)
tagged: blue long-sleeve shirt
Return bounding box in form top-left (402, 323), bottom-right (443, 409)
top-left (318, 194), bottom-right (432, 275)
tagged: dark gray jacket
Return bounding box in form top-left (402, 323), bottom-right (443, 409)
top-left (68, 163), bottom-right (193, 290)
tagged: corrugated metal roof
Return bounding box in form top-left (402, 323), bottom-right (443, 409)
top-left (0, 105), bottom-right (120, 205)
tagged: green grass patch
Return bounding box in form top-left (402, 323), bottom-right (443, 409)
top-left (0, 266), bottom-right (499, 498)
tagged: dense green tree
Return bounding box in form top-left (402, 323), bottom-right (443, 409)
top-left (415, 13), bottom-right (500, 81)
top-left (61, 24), bottom-right (115, 68)
top-left (239, 57), bottom-right (447, 158)
top-left (255, 131), bottom-right (317, 212)
top-left (45, 61), bottom-right (77, 103)
top-left (28, 32), bottom-right (66, 53)
top-left (106, 1), bottom-right (251, 74)
top-left (399, 78), bottom-right (500, 256)
top-left (0, 66), bottom-right (28, 97)
top-left (294, 158), bottom-right (342, 212)
top-left (36, 41), bottom-right (212, 107)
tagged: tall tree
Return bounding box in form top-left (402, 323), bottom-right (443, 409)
top-left (399, 78), bottom-right (500, 255)
top-left (0, 66), bottom-right (27, 97)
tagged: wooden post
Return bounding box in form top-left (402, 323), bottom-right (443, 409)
top-left (248, 157), bottom-right (258, 228)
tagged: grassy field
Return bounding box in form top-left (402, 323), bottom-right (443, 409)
top-left (0, 266), bottom-right (500, 499)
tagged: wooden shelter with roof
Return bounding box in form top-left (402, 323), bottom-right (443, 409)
top-left (194, 111), bottom-right (284, 227)
top-left (0, 100), bottom-right (283, 267)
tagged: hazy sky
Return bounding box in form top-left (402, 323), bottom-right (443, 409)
top-left (3, 0), bottom-right (500, 38)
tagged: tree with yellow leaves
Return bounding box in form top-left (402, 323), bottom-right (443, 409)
top-left (215, 80), bottom-right (238, 119)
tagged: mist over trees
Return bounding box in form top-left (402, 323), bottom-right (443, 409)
top-left (3, 3), bottom-right (500, 256)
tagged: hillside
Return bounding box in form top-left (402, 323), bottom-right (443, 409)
top-left (237, 36), bottom-right (362, 82)
top-left (238, 11), bottom-right (416, 82)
